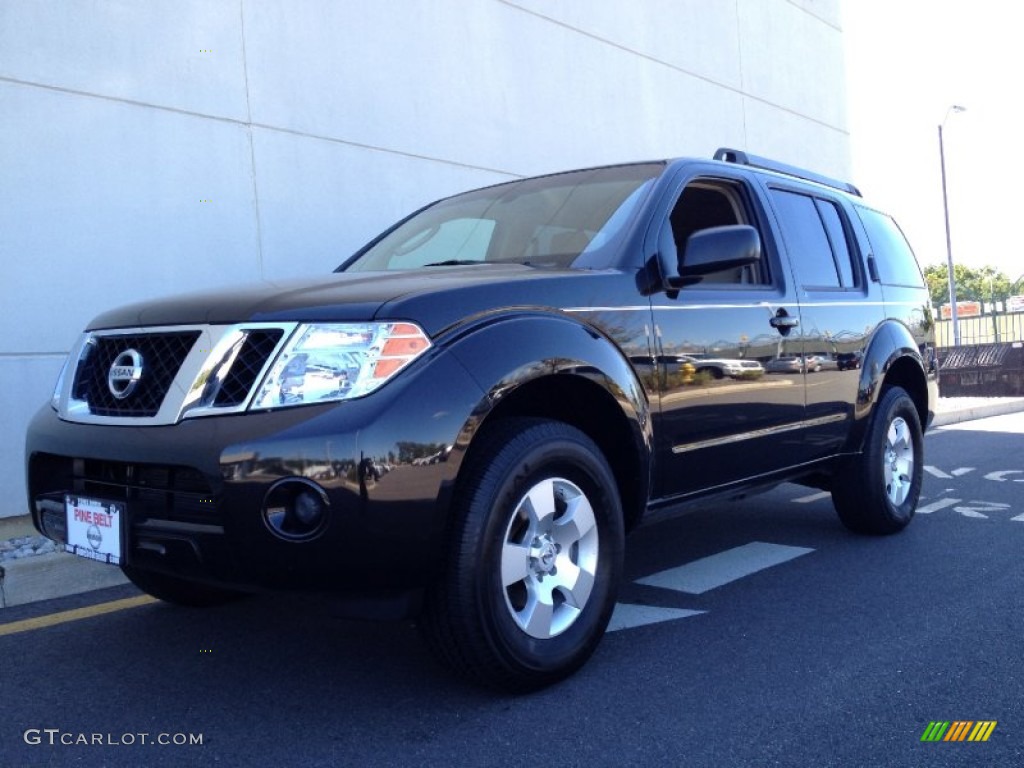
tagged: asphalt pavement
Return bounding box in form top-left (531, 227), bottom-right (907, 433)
top-left (2, 394), bottom-right (1023, 610)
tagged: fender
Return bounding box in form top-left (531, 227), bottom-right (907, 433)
top-left (440, 310), bottom-right (653, 504)
top-left (842, 319), bottom-right (928, 454)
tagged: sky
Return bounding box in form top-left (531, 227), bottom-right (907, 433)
top-left (842, 0), bottom-right (1024, 285)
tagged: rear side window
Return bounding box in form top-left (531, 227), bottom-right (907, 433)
top-left (769, 189), bottom-right (858, 289)
top-left (855, 206), bottom-right (924, 287)
top-left (816, 200), bottom-right (855, 287)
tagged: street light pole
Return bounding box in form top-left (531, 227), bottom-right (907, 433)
top-left (939, 105), bottom-right (966, 346)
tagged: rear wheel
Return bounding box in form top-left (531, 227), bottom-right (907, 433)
top-left (121, 565), bottom-right (245, 607)
top-left (832, 385), bottom-right (923, 534)
top-left (420, 418), bottom-right (624, 692)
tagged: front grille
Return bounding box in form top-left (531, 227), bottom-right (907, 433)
top-left (214, 329), bottom-right (283, 406)
top-left (74, 332), bottom-right (200, 416)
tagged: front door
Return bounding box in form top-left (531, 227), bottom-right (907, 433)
top-left (648, 170), bottom-right (808, 500)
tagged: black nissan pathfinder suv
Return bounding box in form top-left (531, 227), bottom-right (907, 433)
top-left (26, 148), bottom-right (937, 691)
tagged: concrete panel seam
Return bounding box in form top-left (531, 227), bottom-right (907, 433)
top-left (733, 0), bottom-right (749, 146)
top-left (249, 123), bottom-right (525, 177)
top-left (239, 0), bottom-right (265, 279)
top-left (497, 0), bottom-right (847, 133)
top-left (783, 0), bottom-right (842, 32)
top-left (0, 75), bottom-right (525, 177)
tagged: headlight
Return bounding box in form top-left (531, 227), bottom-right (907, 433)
top-left (250, 322), bottom-right (431, 409)
top-left (50, 356), bottom-right (70, 410)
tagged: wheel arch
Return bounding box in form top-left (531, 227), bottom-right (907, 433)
top-left (443, 313), bottom-right (652, 532)
top-left (845, 320), bottom-right (931, 453)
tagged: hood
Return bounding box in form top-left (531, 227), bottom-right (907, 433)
top-left (86, 264), bottom-right (612, 334)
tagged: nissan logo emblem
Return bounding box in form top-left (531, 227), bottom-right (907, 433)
top-left (107, 348), bottom-right (144, 399)
top-left (87, 524), bottom-right (103, 550)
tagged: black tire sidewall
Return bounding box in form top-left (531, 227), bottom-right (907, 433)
top-left (468, 425), bottom-right (623, 680)
top-left (836, 386), bottom-right (924, 533)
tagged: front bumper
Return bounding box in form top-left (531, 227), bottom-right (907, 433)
top-left (25, 351), bottom-right (484, 604)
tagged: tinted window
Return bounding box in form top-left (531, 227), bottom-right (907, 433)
top-left (816, 199), bottom-right (856, 288)
top-left (855, 206), bottom-right (924, 287)
top-left (770, 190), bottom-right (840, 288)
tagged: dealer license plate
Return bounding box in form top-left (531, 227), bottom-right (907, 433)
top-left (65, 495), bottom-right (123, 565)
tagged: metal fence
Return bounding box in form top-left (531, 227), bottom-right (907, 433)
top-left (938, 342), bottom-right (1024, 397)
top-left (934, 311), bottom-right (1024, 348)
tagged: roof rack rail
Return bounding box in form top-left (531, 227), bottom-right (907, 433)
top-left (713, 147), bottom-right (861, 197)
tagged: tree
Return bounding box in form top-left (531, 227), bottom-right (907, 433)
top-left (922, 264), bottom-right (1013, 307)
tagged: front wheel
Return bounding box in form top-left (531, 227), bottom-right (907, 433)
top-left (420, 418), bottom-right (624, 692)
top-left (831, 386), bottom-right (924, 534)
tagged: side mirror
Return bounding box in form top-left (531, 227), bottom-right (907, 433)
top-left (662, 224), bottom-right (761, 289)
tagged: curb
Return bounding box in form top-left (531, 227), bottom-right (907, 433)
top-left (1, 550), bottom-right (128, 608)
top-left (932, 398), bottom-right (1024, 428)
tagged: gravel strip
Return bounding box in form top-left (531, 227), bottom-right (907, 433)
top-left (0, 535), bottom-right (58, 564)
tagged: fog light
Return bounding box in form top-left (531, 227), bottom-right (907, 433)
top-left (262, 479), bottom-right (329, 541)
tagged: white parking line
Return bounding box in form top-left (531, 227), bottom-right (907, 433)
top-left (607, 604), bottom-right (705, 632)
top-left (792, 491), bottom-right (830, 504)
top-left (636, 542), bottom-right (814, 595)
top-left (916, 498), bottom-right (960, 514)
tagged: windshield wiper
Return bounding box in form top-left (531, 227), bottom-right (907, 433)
top-left (422, 259), bottom-right (486, 267)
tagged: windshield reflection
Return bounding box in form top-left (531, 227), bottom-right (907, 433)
top-left (340, 164), bottom-right (663, 272)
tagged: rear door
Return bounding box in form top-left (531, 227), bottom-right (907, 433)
top-left (760, 182), bottom-right (886, 458)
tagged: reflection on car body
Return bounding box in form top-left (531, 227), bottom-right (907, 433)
top-left (682, 354), bottom-right (765, 379)
top-left (836, 351), bottom-right (863, 370)
top-left (765, 356), bottom-right (804, 373)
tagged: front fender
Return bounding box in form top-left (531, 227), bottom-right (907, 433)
top-left (441, 311), bottom-right (653, 505)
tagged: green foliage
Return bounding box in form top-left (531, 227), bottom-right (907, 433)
top-left (922, 264), bottom-right (1017, 307)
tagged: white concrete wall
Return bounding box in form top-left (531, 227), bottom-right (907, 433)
top-left (0, 0), bottom-right (847, 517)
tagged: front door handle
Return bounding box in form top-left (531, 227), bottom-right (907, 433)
top-left (769, 310), bottom-right (799, 335)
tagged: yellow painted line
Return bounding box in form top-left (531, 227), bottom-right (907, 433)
top-left (0, 595), bottom-right (157, 637)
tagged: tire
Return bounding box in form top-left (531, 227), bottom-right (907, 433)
top-left (831, 386), bottom-right (923, 534)
top-left (420, 418), bottom-right (624, 692)
top-left (121, 564), bottom-right (245, 607)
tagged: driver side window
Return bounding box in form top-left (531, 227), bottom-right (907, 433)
top-left (669, 180), bottom-right (768, 285)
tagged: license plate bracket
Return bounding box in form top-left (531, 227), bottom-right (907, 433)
top-left (64, 495), bottom-right (123, 565)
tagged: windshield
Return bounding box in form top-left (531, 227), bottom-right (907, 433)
top-left (339, 163), bottom-right (663, 272)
